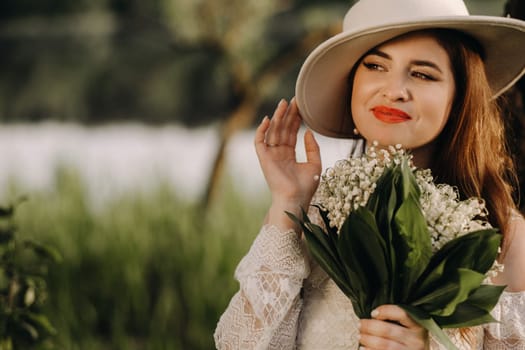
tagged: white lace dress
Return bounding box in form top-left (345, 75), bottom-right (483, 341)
top-left (214, 224), bottom-right (525, 349)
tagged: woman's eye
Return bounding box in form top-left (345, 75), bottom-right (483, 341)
top-left (411, 71), bottom-right (437, 81)
top-left (363, 62), bottom-right (384, 71)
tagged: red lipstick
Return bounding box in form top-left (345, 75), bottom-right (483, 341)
top-left (372, 106), bottom-right (411, 123)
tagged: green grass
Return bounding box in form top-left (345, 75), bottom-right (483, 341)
top-left (7, 167), bottom-right (269, 349)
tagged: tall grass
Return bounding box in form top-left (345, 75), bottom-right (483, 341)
top-left (9, 166), bottom-right (269, 350)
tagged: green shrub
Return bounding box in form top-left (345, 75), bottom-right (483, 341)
top-left (0, 199), bottom-right (61, 350)
top-left (10, 167), bottom-right (268, 350)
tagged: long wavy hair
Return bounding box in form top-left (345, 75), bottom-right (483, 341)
top-left (430, 29), bottom-right (518, 253)
top-left (346, 29), bottom-right (519, 253)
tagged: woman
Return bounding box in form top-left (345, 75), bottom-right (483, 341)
top-left (215, 0), bottom-right (525, 348)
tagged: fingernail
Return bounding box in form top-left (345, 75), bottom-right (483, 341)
top-left (278, 98), bottom-right (286, 106)
top-left (371, 309), bottom-right (379, 318)
top-left (262, 115), bottom-right (269, 122)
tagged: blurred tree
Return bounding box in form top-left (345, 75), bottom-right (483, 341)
top-left (162, 0), bottom-right (349, 206)
top-left (1, 0), bottom-right (343, 125)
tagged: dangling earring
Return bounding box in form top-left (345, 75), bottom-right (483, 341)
top-left (353, 128), bottom-right (359, 135)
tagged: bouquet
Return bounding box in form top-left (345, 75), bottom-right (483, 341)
top-left (287, 144), bottom-right (504, 349)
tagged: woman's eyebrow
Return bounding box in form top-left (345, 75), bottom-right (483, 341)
top-left (366, 49), bottom-right (390, 60)
top-left (365, 48), bottom-right (444, 74)
top-left (411, 60), bottom-right (443, 73)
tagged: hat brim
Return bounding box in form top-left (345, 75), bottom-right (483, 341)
top-left (295, 16), bottom-right (525, 138)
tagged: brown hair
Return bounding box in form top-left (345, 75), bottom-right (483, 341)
top-left (429, 29), bottom-right (518, 253)
top-left (346, 29), bottom-right (518, 252)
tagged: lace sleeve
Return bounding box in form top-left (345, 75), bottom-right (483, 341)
top-left (214, 225), bottom-right (311, 350)
top-left (484, 291), bottom-right (525, 349)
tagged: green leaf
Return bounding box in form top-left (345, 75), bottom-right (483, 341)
top-left (463, 284), bottom-right (506, 311)
top-left (412, 229), bottom-right (500, 299)
top-left (338, 207), bottom-right (391, 315)
top-left (434, 284), bottom-right (505, 328)
top-left (314, 206), bottom-right (342, 256)
top-left (412, 268), bottom-right (485, 316)
top-left (297, 208), bottom-right (348, 279)
top-left (312, 205), bottom-right (331, 232)
top-left (400, 304), bottom-right (459, 350)
top-left (25, 312), bottom-right (57, 335)
top-left (18, 321), bottom-right (39, 340)
top-left (23, 240), bottom-right (63, 263)
top-left (286, 211), bottom-right (356, 299)
top-left (287, 211), bottom-right (337, 265)
top-left (434, 302), bottom-right (497, 329)
top-left (305, 231), bottom-right (356, 300)
top-left (305, 221), bottom-right (341, 266)
top-left (393, 192), bottom-right (431, 301)
top-left (366, 166), bottom-right (398, 299)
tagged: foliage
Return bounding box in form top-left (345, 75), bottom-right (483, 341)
top-left (9, 167), bottom-right (268, 350)
top-left (0, 0), bottom-right (348, 126)
top-left (0, 200), bottom-right (61, 350)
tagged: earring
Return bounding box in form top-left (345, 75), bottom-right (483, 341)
top-left (353, 128), bottom-right (359, 135)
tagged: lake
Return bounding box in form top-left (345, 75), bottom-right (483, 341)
top-left (1, 122), bottom-right (356, 206)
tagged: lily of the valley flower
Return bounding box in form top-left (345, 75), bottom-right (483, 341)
top-left (287, 147), bottom-right (505, 350)
top-left (316, 145), bottom-right (491, 253)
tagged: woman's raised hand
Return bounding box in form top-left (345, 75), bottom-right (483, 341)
top-left (255, 98), bottom-right (322, 231)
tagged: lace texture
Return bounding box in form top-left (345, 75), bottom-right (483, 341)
top-left (214, 225), bottom-right (310, 349)
top-left (215, 223), bottom-right (525, 349)
top-left (484, 291), bottom-right (525, 349)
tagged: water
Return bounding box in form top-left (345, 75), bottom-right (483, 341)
top-left (1, 122), bottom-right (356, 206)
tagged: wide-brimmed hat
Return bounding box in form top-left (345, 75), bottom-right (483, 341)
top-left (295, 0), bottom-right (525, 138)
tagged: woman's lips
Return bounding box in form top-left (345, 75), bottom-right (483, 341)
top-left (372, 106), bottom-right (412, 123)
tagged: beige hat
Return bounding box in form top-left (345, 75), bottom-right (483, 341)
top-left (295, 0), bottom-right (525, 138)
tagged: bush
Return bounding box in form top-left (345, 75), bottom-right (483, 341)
top-left (0, 199), bottom-right (61, 350)
top-left (11, 167), bottom-right (268, 349)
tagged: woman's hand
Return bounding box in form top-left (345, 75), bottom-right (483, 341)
top-left (358, 305), bottom-right (429, 350)
top-left (254, 98), bottom-right (322, 231)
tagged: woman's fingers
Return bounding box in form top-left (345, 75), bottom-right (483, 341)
top-left (254, 116), bottom-right (270, 154)
top-left (304, 129), bottom-right (321, 170)
top-left (265, 99), bottom-right (288, 146)
top-left (359, 305), bottom-right (428, 350)
top-left (264, 97), bottom-right (303, 148)
top-left (372, 305), bottom-right (420, 328)
top-left (359, 320), bottom-right (408, 347)
top-left (281, 97), bottom-right (302, 146)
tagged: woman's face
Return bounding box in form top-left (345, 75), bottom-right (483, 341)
top-left (351, 32), bottom-right (456, 152)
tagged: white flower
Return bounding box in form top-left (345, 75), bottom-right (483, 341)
top-left (314, 145), bottom-right (491, 253)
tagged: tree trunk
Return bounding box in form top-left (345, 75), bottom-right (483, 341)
top-left (201, 24), bottom-right (340, 209)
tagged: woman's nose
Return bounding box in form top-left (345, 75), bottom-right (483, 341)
top-left (382, 77), bottom-right (410, 102)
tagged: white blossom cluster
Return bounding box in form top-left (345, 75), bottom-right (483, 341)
top-left (415, 169), bottom-right (490, 251)
top-left (315, 143), bottom-right (492, 253)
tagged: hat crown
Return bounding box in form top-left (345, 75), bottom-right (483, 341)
top-left (343, 0), bottom-right (470, 33)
